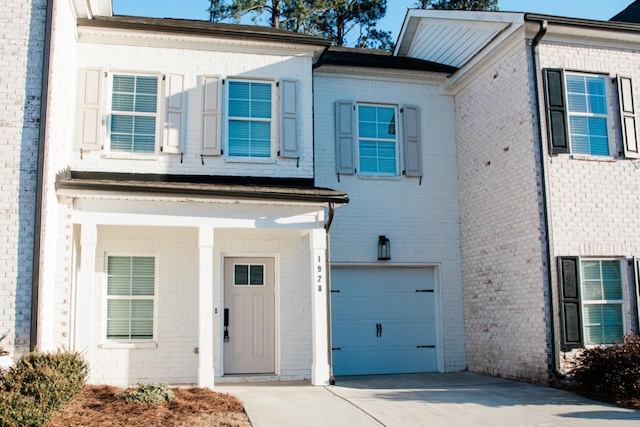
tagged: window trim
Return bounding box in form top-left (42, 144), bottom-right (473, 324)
top-left (356, 102), bottom-right (400, 177)
top-left (107, 72), bottom-right (163, 155)
top-left (225, 78), bottom-right (277, 159)
top-left (559, 256), bottom-right (628, 350)
top-left (103, 254), bottom-right (158, 344)
top-left (233, 262), bottom-right (267, 287)
top-left (578, 258), bottom-right (627, 347)
top-left (564, 72), bottom-right (613, 157)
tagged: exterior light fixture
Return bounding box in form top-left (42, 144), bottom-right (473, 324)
top-left (378, 235), bottom-right (391, 261)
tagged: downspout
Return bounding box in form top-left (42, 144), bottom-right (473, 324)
top-left (31, 0), bottom-right (55, 351)
top-left (530, 19), bottom-right (560, 379)
top-left (324, 202), bottom-right (336, 385)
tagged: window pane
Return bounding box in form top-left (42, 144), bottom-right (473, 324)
top-left (584, 304), bottom-right (623, 345)
top-left (111, 75), bottom-right (157, 153)
top-left (235, 265), bottom-right (249, 285)
top-left (107, 256), bottom-right (155, 340)
top-left (358, 105), bottom-right (397, 175)
top-left (228, 81), bottom-right (272, 157)
top-left (250, 265), bottom-right (264, 286)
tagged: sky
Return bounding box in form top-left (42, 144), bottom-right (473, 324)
top-left (112, 0), bottom-right (635, 43)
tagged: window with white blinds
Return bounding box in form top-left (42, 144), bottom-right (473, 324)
top-left (110, 75), bottom-right (159, 153)
top-left (106, 256), bottom-right (156, 340)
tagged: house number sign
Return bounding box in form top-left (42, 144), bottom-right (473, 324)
top-left (316, 255), bottom-right (324, 292)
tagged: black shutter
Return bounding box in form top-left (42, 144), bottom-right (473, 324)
top-left (543, 69), bottom-right (569, 155)
top-left (558, 256), bottom-right (583, 350)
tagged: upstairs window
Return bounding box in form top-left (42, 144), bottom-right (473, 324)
top-left (228, 80), bottom-right (273, 158)
top-left (358, 104), bottom-right (398, 175)
top-left (110, 75), bottom-right (159, 153)
top-left (106, 256), bottom-right (156, 341)
top-left (565, 74), bottom-right (610, 156)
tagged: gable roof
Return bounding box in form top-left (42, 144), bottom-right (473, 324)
top-left (316, 46), bottom-right (457, 74)
top-left (611, 0), bottom-right (640, 23)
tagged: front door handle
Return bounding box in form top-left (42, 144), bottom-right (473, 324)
top-left (224, 308), bottom-right (230, 342)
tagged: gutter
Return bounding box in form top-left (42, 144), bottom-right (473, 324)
top-left (530, 19), bottom-right (561, 381)
top-left (31, 0), bottom-right (55, 351)
top-left (324, 203), bottom-right (336, 385)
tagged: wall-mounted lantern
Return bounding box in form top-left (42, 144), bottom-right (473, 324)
top-left (378, 235), bottom-right (391, 261)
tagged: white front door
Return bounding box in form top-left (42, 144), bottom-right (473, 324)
top-left (224, 257), bottom-right (275, 374)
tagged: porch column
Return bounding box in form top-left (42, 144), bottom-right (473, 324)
top-left (76, 222), bottom-right (97, 381)
top-left (310, 228), bottom-right (330, 385)
top-left (198, 226), bottom-right (215, 388)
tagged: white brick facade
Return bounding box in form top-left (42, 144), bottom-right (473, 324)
top-left (453, 42), bottom-right (550, 384)
top-left (0, 0), bottom-right (47, 356)
top-left (314, 69), bottom-right (466, 372)
top-left (537, 40), bottom-right (640, 370)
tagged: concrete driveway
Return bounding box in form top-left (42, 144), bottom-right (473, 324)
top-left (218, 372), bottom-right (640, 426)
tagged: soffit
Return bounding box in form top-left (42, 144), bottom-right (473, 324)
top-left (395, 10), bottom-right (525, 69)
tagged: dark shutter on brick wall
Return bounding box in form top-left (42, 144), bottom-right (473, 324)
top-left (558, 256), bottom-right (583, 351)
top-left (617, 76), bottom-right (640, 159)
top-left (543, 69), bottom-right (569, 155)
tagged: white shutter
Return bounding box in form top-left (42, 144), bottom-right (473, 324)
top-left (403, 105), bottom-right (422, 178)
top-left (280, 79), bottom-right (298, 158)
top-left (617, 76), bottom-right (639, 159)
top-left (78, 68), bottom-right (103, 151)
top-left (163, 74), bottom-right (184, 154)
top-left (335, 100), bottom-right (355, 174)
top-left (202, 76), bottom-right (221, 155)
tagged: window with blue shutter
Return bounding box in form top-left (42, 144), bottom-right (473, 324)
top-left (106, 256), bottom-right (155, 340)
top-left (228, 80), bottom-right (273, 158)
top-left (110, 75), bottom-right (159, 153)
top-left (358, 104), bottom-right (398, 175)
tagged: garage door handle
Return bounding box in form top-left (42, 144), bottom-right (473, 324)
top-left (415, 290), bottom-right (434, 293)
top-left (376, 323), bottom-right (381, 337)
top-left (417, 345), bottom-right (435, 348)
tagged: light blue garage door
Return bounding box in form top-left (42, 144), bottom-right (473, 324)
top-left (331, 267), bottom-right (437, 376)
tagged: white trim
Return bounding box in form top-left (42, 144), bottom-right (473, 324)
top-left (225, 78), bottom-right (277, 159)
top-left (106, 71), bottom-right (163, 155)
top-left (356, 103), bottom-right (400, 177)
top-left (102, 253), bottom-right (158, 344)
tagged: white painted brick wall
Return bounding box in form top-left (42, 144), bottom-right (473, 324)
top-left (313, 70), bottom-right (466, 372)
top-left (538, 41), bottom-right (640, 366)
top-left (454, 42), bottom-right (550, 384)
top-left (89, 226), bottom-right (312, 385)
top-left (0, 0), bottom-right (46, 356)
top-left (71, 41), bottom-right (315, 179)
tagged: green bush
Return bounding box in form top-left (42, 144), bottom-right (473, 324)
top-left (0, 349), bottom-right (88, 427)
top-left (117, 382), bottom-right (174, 405)
top-left (573, 335), bottom-right (640, 403)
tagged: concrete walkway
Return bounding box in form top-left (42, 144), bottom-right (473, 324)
top-left (218, 372), bottom-right (640, 426)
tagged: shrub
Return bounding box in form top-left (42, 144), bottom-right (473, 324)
top-left (573, 335), bottom-right (640, 403)
top-left (0, 349), bottom-right (88, 427)
top-left (117, 382), bottom-right (175, 405)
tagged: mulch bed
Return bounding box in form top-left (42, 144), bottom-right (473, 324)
top-left (48, 385), bottom-right (251, 427)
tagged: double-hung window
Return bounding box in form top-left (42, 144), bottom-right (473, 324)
top-left (110, 74), bottom-right (159, 153)
top-left (358, 104), bottom-right (398, 175)
top-left (580, 260), bottom-right (624, 345)
top-left (228, 80), bottom-right (273, 158)
top-left (565, 74), bottom-right (610, 156)
top-left (106, 256), bottom-right (156, 341)
top-left (558, 257), bottom-right (625, 349)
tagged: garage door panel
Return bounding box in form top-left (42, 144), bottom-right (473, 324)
top-left (331, 267), bottom-right (437, 376)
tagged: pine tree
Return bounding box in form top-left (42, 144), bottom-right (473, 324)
top-left (414, 0), bottom-right (499, 11)
top-left (208, 0), bottom-right (393, 49)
